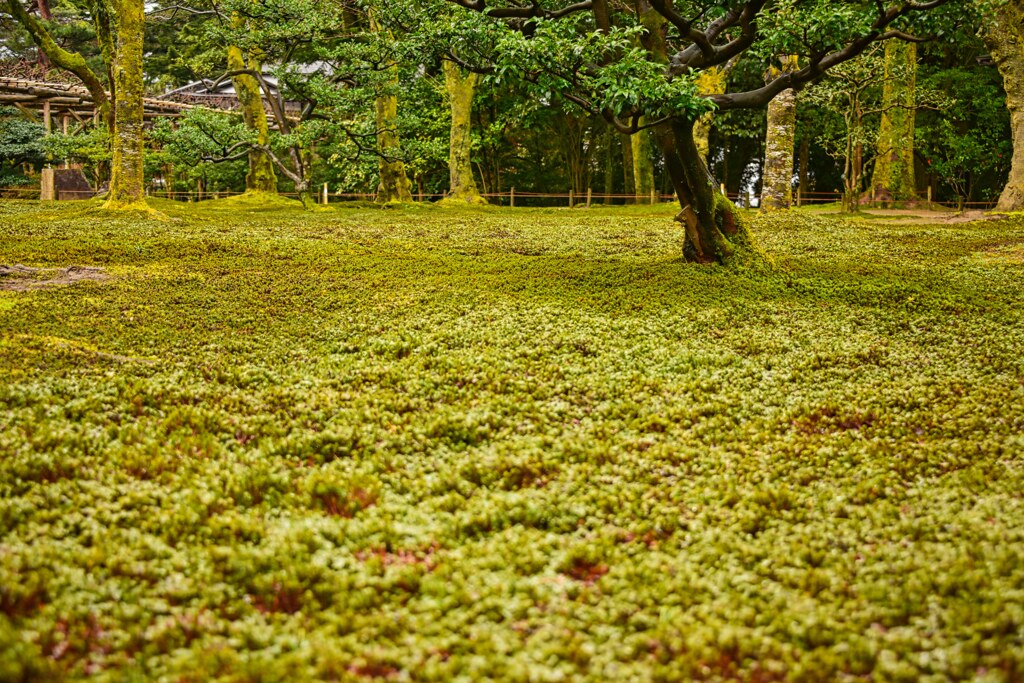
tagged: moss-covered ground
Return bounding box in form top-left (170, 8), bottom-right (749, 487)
top-left (1, 199), bottom-right (1023, 682)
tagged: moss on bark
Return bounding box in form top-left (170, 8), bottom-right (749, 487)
top-left (984, 1), bottom-right (1024, 212)
top-left (631, 118), bottom-right (656, 204)
top-left (370, 13), bottom-right (413, 205)
top-left (227, 18), bottom-right (278, 195)
top-left (871, 41), bottom-right (918, 204)
top-left (694, 68), bottom-right (727, 162)
top-left (442, 61), bottom-right (485, 205)
top-left (103, 0), bottom-right (146, 210)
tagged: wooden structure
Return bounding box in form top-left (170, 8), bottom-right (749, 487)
top-left (0, 76), bottom-right (193, 123)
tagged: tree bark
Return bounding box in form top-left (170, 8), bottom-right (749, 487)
top-left (760, 56), bottom-right (798, 211)
top-left (654, 119), bottom-right (755, 264)
top-left (442, 61), bottom-right (484, 203)
top-left (603, 126), bottom-right (615, 204)
top-left (370, 14), bottom-right (413, 204)
top-left (984, 0), bottom-right (1024, 212)
top-left (104, 0), bottom-right (146, 209)
top-left (798, 135), bottom-right (810, 201)
top-left (871, 40), bottom-right (918, 204)
top-left (694, 67), bottom-right (728, 162)
top-left (227, 18), bottom-right (277, 194)
top-left (631, 118), bottom-right (656, 204)
top-left (621, 134), bottom-right (635, 204)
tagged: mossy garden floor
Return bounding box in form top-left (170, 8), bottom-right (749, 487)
top-left (1, 199), bottom-right (1023, 681)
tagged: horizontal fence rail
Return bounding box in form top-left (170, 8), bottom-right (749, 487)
top-left (0, 185), bottom-right (1004, 211)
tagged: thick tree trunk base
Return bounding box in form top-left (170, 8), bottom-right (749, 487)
top-left (655, 119), bottom-right (767, 267)
top-left (437, 193), bottom-right (488, 207)
top-left (674, 194), bottom-right (765, 266)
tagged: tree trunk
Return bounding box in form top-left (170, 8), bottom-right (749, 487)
top-left (374, 85), bottom-right (413, 203)
top-left (798, 135), bottom-right (810, 202)
top-left (984, 0), bottom-right (1024, 212)
top-left (227, 24), bottom-right (277, 194)
top-left (621, 131), bottom-right (635, 205)
top-left (369, 14), bottom-right (413, 204)
top-left (603, 126), bottom-right (615, 205)
top-left (632, 118), bottom-right (656, 204)
top-left (35, 0), bottom-right (50, 69)
top-left (654, 119), bottom-right (756, 264)
top-left (871, 40), bottom-right (918, 204)
top-left (761, 56), bottom-right (799, 211)
top-left (104, 0), bottom-right (146, 209)
top-left (694, 67), bottom-right (728, 162)
top-left (442, 61), bottom-right (484, 204)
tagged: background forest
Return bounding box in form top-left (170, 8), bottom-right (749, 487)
top-left (0, 0), bottom-right (1020, 213)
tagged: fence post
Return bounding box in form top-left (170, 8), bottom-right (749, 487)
top-left (323, 183), bottom-right (328, 205)
top-left (927, 186), bottom-right (933, 211)
top-left (569, 189), bottom-right (574, 208)
top-left (509, 187), bottom-right (515, 208)
top-left (797, 187), bottom-right (803, 207)
top-left (586, 187), bottom-right (592, 208)
top-left (651, 188), bottom-right (657, 205)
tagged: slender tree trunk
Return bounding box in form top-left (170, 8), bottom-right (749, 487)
top-left (871, 41), bottom-right (918, 204)
top-left (374, 85), bottom-right (413, 203)
top-left (370, 14), bottom-right (412, 204)
top-left (761, 56), bottom-right (799, 210)
top-left (693, 67), bottom-right (728, 162)
top-left (621, 133), bottom-right (635, 204)
top-left (798, 135), bottom-right (810, 201)
top-left (442, 61), bottom-right (484, 203)
top-left (603, 126), bottom-right (615, 205)
top-left (632, 118), bottom-right (656, 204)
top-left (227, 24), bottom-right (277, 194)
top-left (653, 119), bottom-right (756, 264)
top-left (984, 0), bottom-right (1024, 212)
top-left (104, 0), bottom-right (146, 209)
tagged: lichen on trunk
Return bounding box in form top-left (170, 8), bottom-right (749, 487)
top-left (103, 0), bottom-right (146, 210)
top-left (871, 40), bottom-right (918, 204)
top-left (370, 12), bottom-right (413, 205)
top-left (984, 0), bottom-right (1024, 212)
top-left (694, 67), bottom-right (728, 162)
top-left (442, 61), bottom-right (484, 204)
top-left (227, 18), bottom-right (277, 195)
top-left (631, 118), bottom-right (656, 204)
top-left (761, 56), bottom-right (799, 211)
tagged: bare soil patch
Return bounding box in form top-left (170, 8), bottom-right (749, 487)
top-left (0, 264), bottom-right (109, 291)
top-left (858, 209), bottom-right (1009, 225)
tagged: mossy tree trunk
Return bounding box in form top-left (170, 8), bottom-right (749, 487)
top-left (104, 0), bottom-right (146, 209)
top-left (442, 61), bottom-right (484, 203)
top-left (621, 135), bottom-right (635, 204)
top-left (984, 0), bottom-right (1024, 212)
top-left (603, 126), bottom-right (615, 204)
top-left (654, 119), bottom-right (754, 264)
top-left (370, 14), bottom-right (413, 204)
top-left (694, 67), bottom-right (728, 162)
top-left (631, 118), bottom-right (656, 204)
top-left (761, 56), bottom-right (799, 211)
top-left (227, 17), bottom-right (277, 194)
top-left (871, 41), bottom-right (918, 204)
